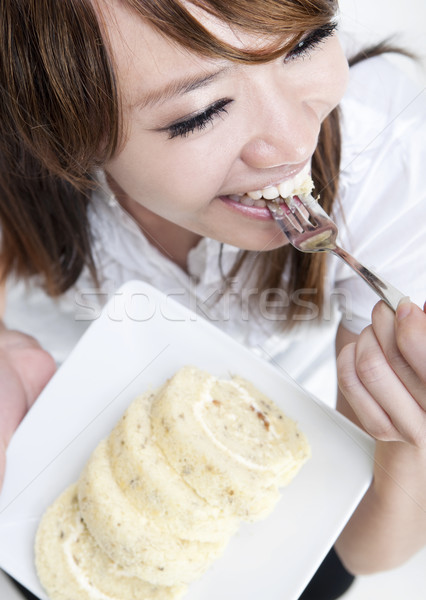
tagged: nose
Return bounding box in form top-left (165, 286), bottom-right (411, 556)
top-left (240, 91), bottom-right (321, 169)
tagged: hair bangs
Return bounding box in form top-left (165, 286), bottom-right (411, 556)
top-left (123, 0), bottom-right (338, 62)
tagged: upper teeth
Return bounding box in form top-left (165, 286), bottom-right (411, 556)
top-left (239, 163), bottom-right (313, 203)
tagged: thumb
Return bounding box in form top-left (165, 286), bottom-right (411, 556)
top-left (18, 347), bottom-right (57, 408)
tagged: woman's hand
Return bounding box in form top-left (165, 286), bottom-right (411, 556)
top-left (0, 326), bottom-right (56, 490)
top-left (337, 299), bottom-right (426, 447)
top-left (335, 299), bottom-right (426, 573)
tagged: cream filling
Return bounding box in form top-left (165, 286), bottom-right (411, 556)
top-left (193, 378), bottom-right (281, 472)
top-left (64, 520), bottom-right (121, 600)
top-left (227, 163), bottom-right (313, 207)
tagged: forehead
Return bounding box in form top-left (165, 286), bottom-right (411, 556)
top-left (96, 0), bottom-right (275, 105)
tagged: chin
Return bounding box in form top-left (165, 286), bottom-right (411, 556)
top-left (219, 232), bottom-right (289, 253)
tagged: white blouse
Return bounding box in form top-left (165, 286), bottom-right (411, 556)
top-left (4, 55), bottom-right (426, 407)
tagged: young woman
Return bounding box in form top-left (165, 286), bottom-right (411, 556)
top-left (1, 1), bottom-right (425, 599)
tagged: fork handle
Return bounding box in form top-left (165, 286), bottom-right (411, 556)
top-left (332, 246), bottom-right (406, 312)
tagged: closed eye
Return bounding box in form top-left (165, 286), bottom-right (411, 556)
top-left (162, 98), bottom-right (232, 139)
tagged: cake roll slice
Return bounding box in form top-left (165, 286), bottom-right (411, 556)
top-left (35, 484), bottom-right (187, 600)
top-left (108, 390), bottom-right (239, 542)
top-left (151, 366), bottom-right (310, 519)
top-left (78, 440), bottom-right (230, 585)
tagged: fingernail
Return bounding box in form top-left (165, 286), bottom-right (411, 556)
top-left (396, 296), bottom-right (411, 321)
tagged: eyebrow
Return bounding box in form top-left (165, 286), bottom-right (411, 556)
top-left (131, 66), bottom-right (230, 110)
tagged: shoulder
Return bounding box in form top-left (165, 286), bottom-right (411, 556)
top-left (338, 54), bottom-right (426, 205)
top-left (340, 53), bottom-right (426, 150)
top-left (330, 54), bottom-right (426, 330)
top-left (340, 50), bottom-right (426, 148)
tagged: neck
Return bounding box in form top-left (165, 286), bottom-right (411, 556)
top-left (106, 176), bottom-right (201, 272)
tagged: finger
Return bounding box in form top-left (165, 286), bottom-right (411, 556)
top-left (0, 355), bottom-right (27, 444)
top-left (395, 299), bottom-right (426, 384)
top-left (353, 325), bottom-right (426, 446)
top-left (1, 332), bottom-right (57, 406)
top-left (337, 341), bottom-right (404, 442)
top-left (13, 347), bottom-right (57, 407)
top-left (371, 301), bottom-right (426, 411)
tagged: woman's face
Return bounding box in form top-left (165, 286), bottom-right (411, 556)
top-left (102, 1), bottom-right (349, 252)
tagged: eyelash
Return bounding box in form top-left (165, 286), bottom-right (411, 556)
top-left (285, 22), bottom-right (338, 62)
top-left (165, 22), bottom-right (337, 139)
top-left (166, 98), bottom-right (232, 139)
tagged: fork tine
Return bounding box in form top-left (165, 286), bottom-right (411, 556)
top-left (267, 201), bottom-right (303, 232)
top-left (278, 210), bottom-right (301, 234)
top-left (284, 208), bottom-right (305, 232)
top-left (291, 199), bottom-right (318, 231)
top-left (278, 197), bottom-right (318, 232)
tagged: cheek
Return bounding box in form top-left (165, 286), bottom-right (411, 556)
top-left (107, 128), bottom-right (232, 213)
top-left (324, 39), bottom-right (350, 105)
top-left (306, 38), bottom-right (349, 120)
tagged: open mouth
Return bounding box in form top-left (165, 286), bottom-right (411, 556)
top-left (225, 163), bottom-right (313, 208)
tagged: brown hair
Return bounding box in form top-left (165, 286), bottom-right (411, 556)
top-left (0, 0), bottom-right (339, 319)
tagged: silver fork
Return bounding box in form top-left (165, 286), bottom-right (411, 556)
top-left (267, 194), bottom-right (406, 311)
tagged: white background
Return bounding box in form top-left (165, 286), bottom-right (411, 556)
top-left (339, 0), bottom-right (426, 83)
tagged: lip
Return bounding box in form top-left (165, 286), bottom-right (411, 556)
top-left (219, 195), bottom-right (273, 221)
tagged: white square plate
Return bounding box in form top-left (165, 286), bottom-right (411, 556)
top-left (0, 281), bottom-right (374, 600)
